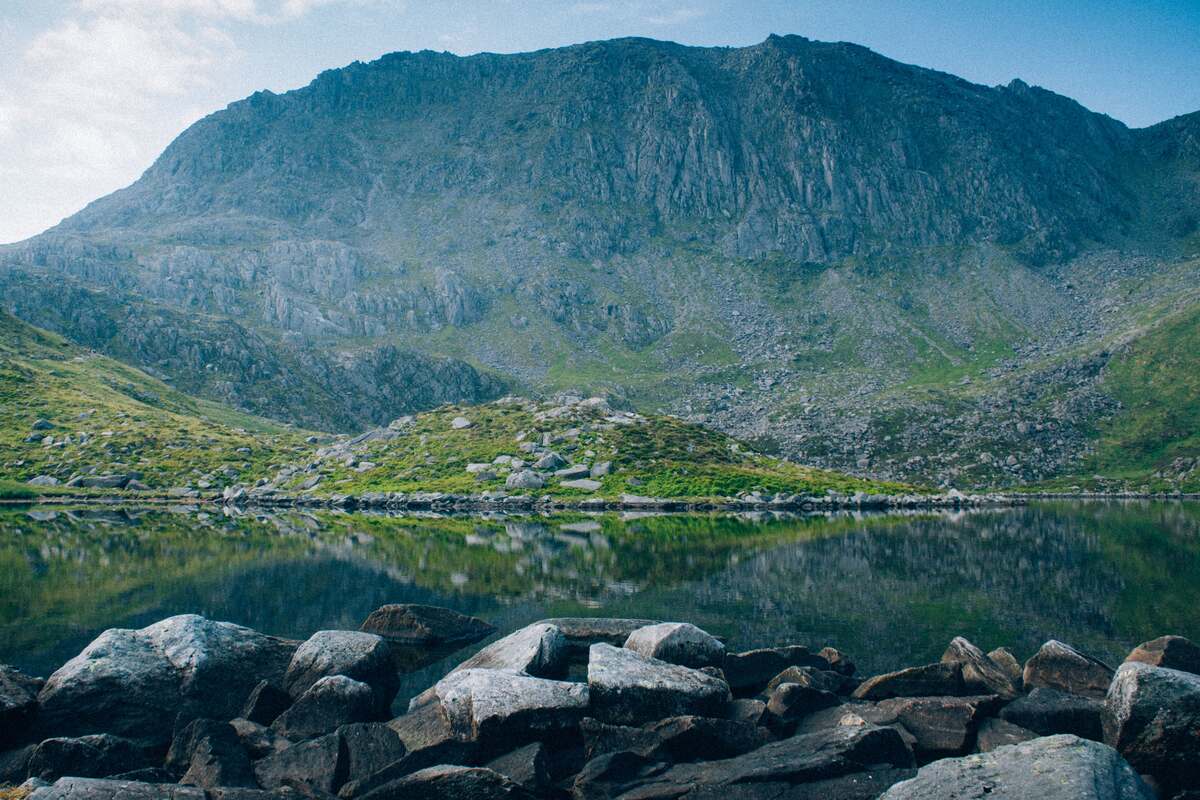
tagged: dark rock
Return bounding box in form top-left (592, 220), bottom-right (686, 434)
top-left (878, 734), bottom-right (1154, 800)
top-left (166, 720), bottom-right (256, 789)
top-left (987, 647), bottom-right (1024, 688)
top-left (975, 717), bottom-right (1038, 752)
top-left (587, 643), bottom-right (731, 725)
top-left (253, 731), bottom-right (347, 794)
top-left (942, 637), bottom-right (1019, 699)
top-left (818, 647), bottom-right (856, 677)
top-left (228, 719), bottom-right (289, 760)
top-left (852, 662), bottom-right (965, 701)
top-left (337, 705), bottom-right (478, 796)
top-left (1000, 686), bottom-right (1104, 739)
top-left (859, 695), bottom-right (996, 759)
top-left (104, 768), bottom-right (176, 783)
top-left (27, 777), bottom-right (208, 799)
top-left (273, 675), bottom-right (377, 741)
top-left (485, 742), bottom-right (550, 793)
top-left (0, 664), bottom-right (42, 747)
top-left (1023, 640), bottom-right (1114, 699)
top-left (1125, 636), bottom-right (1200, 676)
top-left (35, 615), bottom-right (297, 749)
top-left (359, 604), bottom-right (495, 646)
top-left (578, 718), bottom-right (659, 763)
top-left (0, 743), bottom-right (36, 785)
top-left (338, 722), bottom-right (407, 787)
top-left (573, 723), bottom-right (914, 799)
top-left (643, 715), bottom-right (770, 761)
top-left (284, 631), bottom-right (397, 716)
top-left (764, 682), bottom-right (840, 731)
top-left (726, 698), bottom-right (767, 726)
top-left (623, 623), bottom-right (725, 669)
top-left (358, 765), bottom-right (535, 800)
top-left (28, 734), bottom-right (150, 781)
top-left (241, 681), bottom-right (292, 726)
top-left (539, 618), bottom-right (659, 659)
top-left (764, 665), bottom-right (847, 695)
top-left (1103, 662), bottom-right (1200, 795)
top-left (722, 645), bottom-right (830, 694)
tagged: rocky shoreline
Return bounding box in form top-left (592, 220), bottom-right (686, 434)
top-left (3, 609), bottom-right (1199, 800)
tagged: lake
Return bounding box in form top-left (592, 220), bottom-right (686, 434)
top-left (2, 500), bottom-right (1198, 705)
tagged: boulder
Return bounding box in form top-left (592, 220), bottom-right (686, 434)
top-left (360, 604), bottom-right (495, 646)
top-left (987, 647), bottom-right (1024, 688)
top-left (1124, 635), bottom-right (1200, 675)
top-left (975, 717), bottom-right (1038, 752)
top-left (764, 682), bottom-right (840, 730)
top-left (338, 722), bottom-right (407, 788)
top-left (533, 452), bottom-right (567, 470)
top-left (941, 637), bottom-right (1019, 699)
top-left (505, 470), bottom-right (543, 490)
top-left (560, 478), bottom-right (602, 491)
top-left (1023, 640), bottom-right (1114, 698)
top-left (1103, 661), bottom-right (1200, 795)
top-left (818, 647), bottom-right (856, 676)
top-left (240, 681), bottom-right (292, 726)
top-left (852, 662), bottom-right (965, 701)
top-left (858, 696), bottom-right (999, 759)
top-left (1000, 686), bottom-right (1103, 740)
top-left (573, 723), bottom-right (914, 800)
top-left (358, 765), bottom-right (535, 800)
top-left (879, 734), bottom-right (1154, 800)
top-left (722, 645), bottom-right (830, 694)
top-left (253, 731), bottom-right (346, 794)
top-left (343, 705), bottom-right (477, 797)
top-left (27, 475), bottom-right (59, 487)
top-left (623, 622), bottom-right (725, 669)
top-left (428, 668), bottom-right (589, 749)
top-left (228, 719), bottom-right (288, 760)
top-left (727, 698), bottom-right (768, 726)
top-left (451, 417), bottom-right (473, 429)
top-left (284, 630), bottom-right (397, 714)
top-left (28, 735), bottom-right (151, 782)
top-left (590, 461), bottom-right (612, 478)
top-left (765, 665), bottom-right (847, 695)
top-left (485, 742), bottom-right (551, 793)
top-left (165, 719), bottom-right (256, 789)
top-left (643, 715), bottom-right (771, 762)
top-left (272, 675), bottom-right (377, 740)
top-left (555, 464), bottom-right (592, 480)
top-left (26, 778), bottom-right (207, 799)
top-left (443, 622), bottom-right (569, 679)
top-left (0, 743), bottom-right (35, 785)
top-left (35, 615), bottom-right (297, 748)
top-left (588, 643), bottom-right (731, 725)
top-left (539, 618), bottom-right (659, 658)
top-left (1, 664), bottom-right (42, 747)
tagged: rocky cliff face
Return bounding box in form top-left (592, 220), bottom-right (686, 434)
top-left (1, 35), bottom-right (1197, 486)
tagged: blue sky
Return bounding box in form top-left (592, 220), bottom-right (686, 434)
top-left (1, 0), bottom-right (1198, 243)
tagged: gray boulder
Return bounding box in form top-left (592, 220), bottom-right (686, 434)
top-left (560, 478), bottom-right (602, 491)
top-left (35, 615), bottom-right (297, 748)
top-left (429, 668), bottom-right (589, 748)
top-left (27, 778), bottom-right (208, 799)
top-left (942, 637), bottom-right (1019, 699)
top-left (272, 675), bottom-right (376, 740)
top-left (360, 604), bottom-right (495, 646)
top-left (879, 734), bottom-right (1153, 800)
top-left (338, 722), bottom-right (408, 788)
top-left (1000, 686), bottom-right (1103, 739)
top-left (1023, 640), bottom-right (1113, 698)
top-left (587, 643), bottom-right (731, 725)
top-left (554, 464), bottom-right (591, 480)
top-left (505, 470), bottom-right (544, 490)
top-left (253, 731), bottom-right (345, 794)
top-left (484, 742), bottom-right (551, 793)
top-left (623, 622), bottom-right (725, 669)
top-left (852, 662), bottom-right (965, 700)
top-left (27, 475), bottom-right (59, 487)
top-left (445, 622), bottom-right (569, 679)
top-left (284, 630), bottom-right (397, 714)
top-left (533, 452), bottom-right (567, 470)
top-left (358, 765), bottom-right (535, 800)
top-left (1103, 661), bottom-right (1200, 795)
top-left (165, 719), bottom-right (256, 789)
top-left (1124, 635), bottom-right (1200, 675)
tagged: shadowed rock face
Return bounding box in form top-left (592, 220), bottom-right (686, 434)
top-left (1, 36), bottom-right (1197, 487)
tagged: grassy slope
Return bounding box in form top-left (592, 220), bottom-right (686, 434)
top-left (0, 311), bottom-right (312, 489)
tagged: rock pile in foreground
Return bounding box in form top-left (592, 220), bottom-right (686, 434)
top-left (2, 612), bottom-right (1197, 799)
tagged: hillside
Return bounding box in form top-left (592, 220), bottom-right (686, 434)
top-left (1, 35), bottom-right (1198, 489)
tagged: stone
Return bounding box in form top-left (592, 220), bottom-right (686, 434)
top-left (975, 717), bottom-right (1038, 752)
top-left (284, 630), bottom-right (397, 715)
top-left (987, 647), bottom-right (1024, 688)
top-left (851, 662), bottom-right (965, 701)
top-left (166, 720), bottom-right (256, 789)
top-left (0, 743), bottom-right (35, 785)
top-left (538, 618), bottom-right (659, 658)
top-left (1023, 640), bottom-right (1114, 698)
top-left (1124, 635), bottom-right (1200, 675)
top-left (360, 604), bottom-right (495, 647)
top-left (587, 643), bottom-right (731, 725)
top-left (765, 682), bottom-right (840, 730)
top-left (429, 669), bottom-right (589, 748)
top-left (32, 419), bottom-right (54, 430)
top-left (357, 765), bottom-right (535, 800)
top-left (272, 675), bottom-right (377, 740)
top-left (228, 718), bottom-right (288, 759)
top-left (1000, 686), bottom-right (1104, 739)
top-left (443, 622), bottom-right (569, 679)
top-left (26, 778), bottom-right (208, 799)
top-left (643, 715), bottom-right (771, 762)
top-left (505, 470), bottom-right (543, 490)
top-left (878, 734), bottom-right (1154, 800)
top-left (1103, 661), bottom-right (1200, 795)
top-left (554, 464), bottom-right (591, 480)
top-left (240, 681), bottom-right (292, 726)
top-left (27, 735), bottom-right (150, 782)
top-left (338, 722), bottom-right (407, 787)
top-left (485, 742), bottom-right (550, 793)
top-left (573, 723), bottom-right (914, 800)
top-left (727, 697), bottom-right (768, 726)
top-left (861, 695), bottom-right (996, 758)
top-left (818, 646), bottom-right (856, 676)
top-left (765, 665), bottom-right (847, 695)
top-left (35, 615), bottom-right (297, 748)
top-left (560, 478), bottom-right (602, 491)
top-left (590, 461), bottom-right (612, 478)
top-left (533, 452), bottom-right (567, 470)
top-left (722, 645), bottom-right (830, 694)
top-left (27, 475), bottom-right (59, 487)
top-left (451, 417), bottom-right (473, 429)
top-left (623, 622), bottom-right (725, 669)
top-left (0, 664), bottom-right (42, 747)
top-left (253, 731), bottom-right (346, 794)
top-left (941, 637), bottom-right (1019, 699)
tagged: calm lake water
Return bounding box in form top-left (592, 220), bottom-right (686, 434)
top-left (2, 501), bottom-right (1198, 704)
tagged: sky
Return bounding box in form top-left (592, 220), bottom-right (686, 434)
top-left (1, 0), bottom-right (1198, 244)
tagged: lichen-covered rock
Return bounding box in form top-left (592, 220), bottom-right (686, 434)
top-left (1023, 640), bottom-right (1113, 698)
top-left (623, 622), bottom-right (725, 669)
top-left (879, 734), bottom-right (1153, 800)
top-left (587, 643), bottom-right (731, 725)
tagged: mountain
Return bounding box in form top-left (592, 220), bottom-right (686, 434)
top-left (1, 35), bottom-right (1198, 489)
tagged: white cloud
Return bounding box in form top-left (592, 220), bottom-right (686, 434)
top-left (643, 6), bottom-right (704, 26)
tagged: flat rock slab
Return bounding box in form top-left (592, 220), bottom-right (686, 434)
top-left (852, 662), bottom-right (965, 701)
top-left (446, 623), bottom-right (569, 679)
top-left (359, 765), bottom-right (535, 800)
top-left (359, 604), bottom-right (495, 646)
top-left (35, 615), bottom-right (297, 748)
top-left (27, 778), bottom-right (300, 799)
top-left (1023, 640), bottom-right (1113, 699)
top-left (878, 734), bottom-right (1154, 800)
top-left (588, 643), bottom-right (731, 725)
